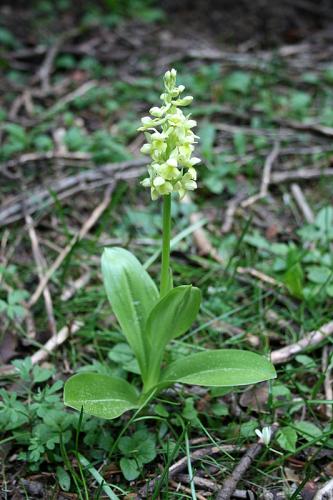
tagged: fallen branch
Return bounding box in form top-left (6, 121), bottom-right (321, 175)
top-left (216, 424), bottom-right (279, 500)
top-left (1, 151), bottom-right (92, 174)
top-left (26, 214), bottom-right (57, 337)
top-left (271, 167), bottom-right (333, 184)
top-left (277, 119), bottom-right (333, 138)
top-left (0, 158), bottom-right (146, 226)
top-left (271, 321), bottom-right (333, 364)
top-left (138, 444), bottom-right (245, 497)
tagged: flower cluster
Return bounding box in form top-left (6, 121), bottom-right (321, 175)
top-left (138, 68), bottom-right (200, 200)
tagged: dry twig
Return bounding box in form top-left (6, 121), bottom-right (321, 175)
top-left (221, 188), bottom-right (248, 234)
top-left (216, 424), bottom-right (279, 500)
top-left (290, 183), bottom-right (315, 224)
top-left (0, 321), bottom-right (82, 376)
top-left (0, 151), bottom-right (92, 175)
top-left (25, 214), bottom-right (57, 337)
top-left (271, 321), bottom-right (333, 364)
top-left (30, 321), bottom-right (82, 365)
top-left (60, 271), bottom-right (91, 301)
top-left (138, 445), bottom-right (245, 497)
top-left (0, 158), bottom-right (146, 226)
top-left (271, 167), bottom-right (333, 184)
top-left (241, 141), bottom-right (280, 208)
top-left (322, 345), bottom-right (333, 419)
top-left (170, 480), bottom-right (207, 500)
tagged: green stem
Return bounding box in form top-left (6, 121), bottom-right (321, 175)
top-left (160, 194), bottom-right (172, 297)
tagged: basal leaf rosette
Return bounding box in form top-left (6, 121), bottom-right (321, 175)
top-left (138, 68), bottom-right (200, 200)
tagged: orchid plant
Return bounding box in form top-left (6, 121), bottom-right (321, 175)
top-left (64, 69), bottom-right (276, 420)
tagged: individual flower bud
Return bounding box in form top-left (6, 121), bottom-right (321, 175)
top-left (174, 96), bottom-right (193, 106)
top-left (185, 119), bottom-right (197, 129)
top-left (183, 179), bottom-right (197, 191)
top-left (189, 157), bottom-right (201, 166)
top-left (153, 176), bottom-right (166, 187)
top-left (188, 167), bottom-right (197, 180)
top-left (166, 158), bottom-right (177, 168)
top-left (140, 143), bottom-right (151, 154)
top-left (150, 106), bottom-right (164, 117)
top-left (141, 178), bottom-right (151, 187)
top-left (255, 427), bottom-right (272, 446)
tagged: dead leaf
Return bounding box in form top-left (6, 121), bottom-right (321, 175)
top-left (0, 331), bottom-right (18, 363)
top-left (239, 382), bottom-right (269, 411)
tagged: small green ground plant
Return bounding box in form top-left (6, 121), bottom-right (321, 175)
top-left (64, 69), bottom-right (276, 420)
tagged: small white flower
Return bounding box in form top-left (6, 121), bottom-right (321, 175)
top-left (255, 426), bottom-right (272, 446)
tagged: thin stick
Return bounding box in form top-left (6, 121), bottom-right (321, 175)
top-left (34, 29), bottom-right (77, 91)
top-left (221, 188), bottom-right (248, 234)
top-left (322, 346), bottom-right (333, 419)
top-left (271, 167), bottom-right (333, 184)
top-left (241, 141), bottom-right (280, 208)
top-left (60, 271), bottom-right (91, 301)
top-left (290, 184), bottom-right (315, 223)
top-left (0, 159), bottom-right (145, 226)
top-left (28, 184), bottom-right (114, 307)
top-left (271, 321), bottom-right (333, 364)
top-left (30, 321), bottom-right (82, 365)
top-left (0, 321), bottom-right (82, 376)
top-left (25, 214), bottom-right (57, 337)
top-left (170, 480), bottom-right (206, 500)
top-left (216, 424), bottom-right (279, 500)
top-left (1, 151), bottom-right (91, 173)
top-left (314, 478), bottom-right (333, 500)
top-left (138, 445), bottom-right (245, 497)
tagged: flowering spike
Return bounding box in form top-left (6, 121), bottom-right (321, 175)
top-left (138, 68), bottom-right (200, 200)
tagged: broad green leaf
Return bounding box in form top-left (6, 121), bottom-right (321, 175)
top-left (294, 421), bottom-right (322, 442)
top-left (277, 427), bottom-right (297, 452)
top-left (146, 285), bottom-right (201, 345)
top-left (161, 349), bottom-right (276, 387)
top-left (64, 373), bottom-right (139, 420)
top-left (144, 285), bottom-right (201, 389)
top-left (56, 466), bottom-right (71, 492)
top-left (307, 265), bottom-right (332, 284)
top-left (224, 71), bottom-right (251, 94)
top-left (101, 247), bottom-right (159, 377)
top-left (315, 206), bottom-right (333, 231)
top-left (120, 457), bottom-right (140, 481)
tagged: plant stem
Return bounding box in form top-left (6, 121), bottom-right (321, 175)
top-left (160, 194), bottom-right (172, 297)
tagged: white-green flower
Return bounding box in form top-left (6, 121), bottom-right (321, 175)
top-left (255, 426), bottom-right (272, 446)
top-left (138, 68), bottom-right (200, 200)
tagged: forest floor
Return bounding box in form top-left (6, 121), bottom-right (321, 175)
top-left (1, 1), bottom-right (333, 498)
